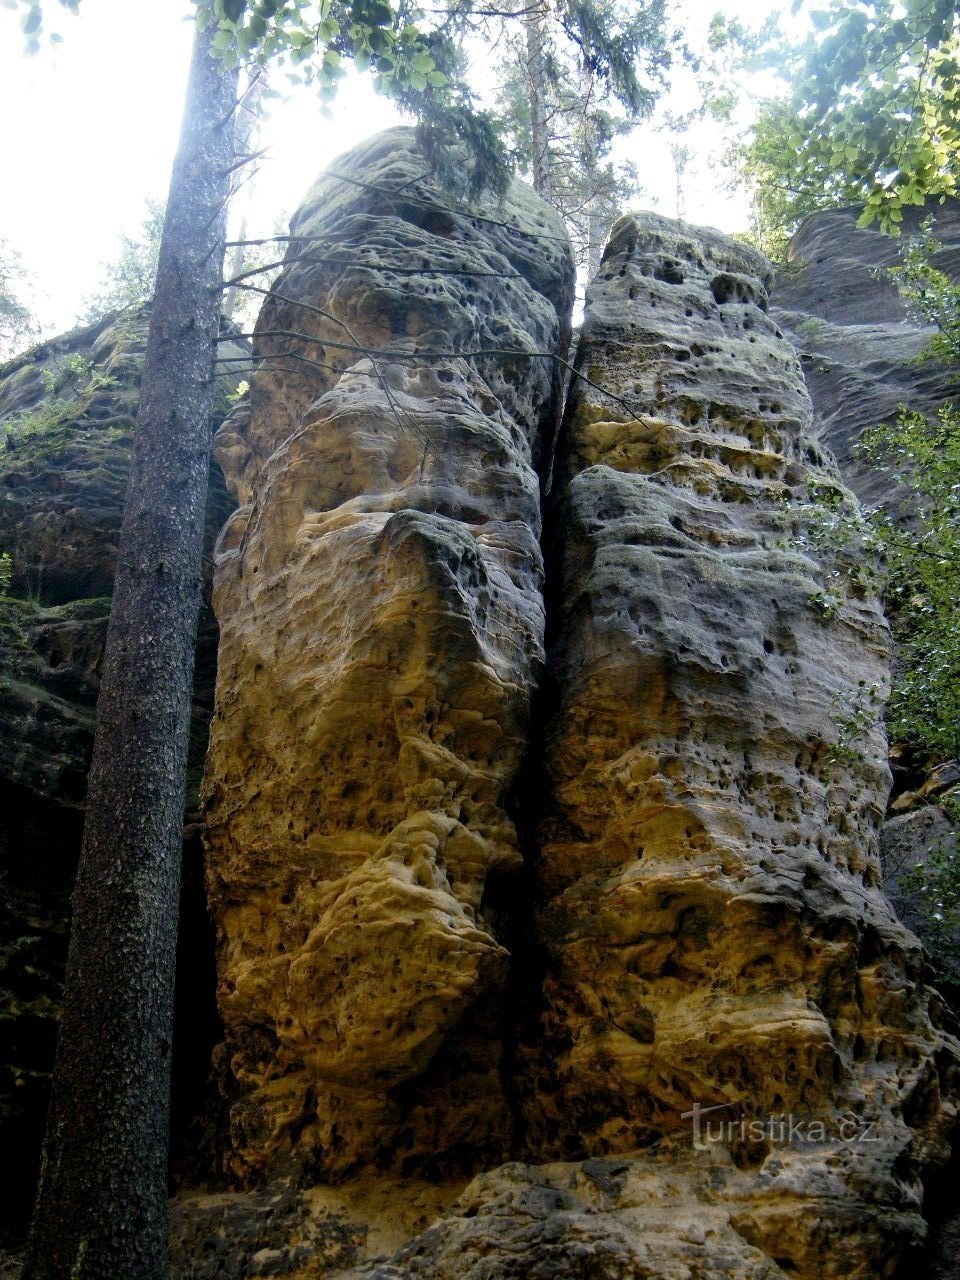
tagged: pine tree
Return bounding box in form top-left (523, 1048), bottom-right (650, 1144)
top-left (495, 0), bottom-right (670, 270)
top-left (12, 1), bottom-right (502, 1275)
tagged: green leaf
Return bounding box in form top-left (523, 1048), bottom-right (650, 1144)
top-left (237, 25), bottom-right (258, 54)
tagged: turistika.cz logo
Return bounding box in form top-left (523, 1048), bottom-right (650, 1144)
top-left (680, 1101), bottom-right (880, 1150)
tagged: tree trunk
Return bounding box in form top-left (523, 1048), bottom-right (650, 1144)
top-left (525, 4), bottom-right (553, 200)
top-left (22, 17), bottom-right (237, 1280)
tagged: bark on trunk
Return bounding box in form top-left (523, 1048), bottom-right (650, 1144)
top-left (22, 18), bottom-right (238, 1280)
top-left (525, 6), bottom-right (553, 201)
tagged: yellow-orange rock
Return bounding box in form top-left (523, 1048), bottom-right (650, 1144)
top-left (202, 128), bottom-right (574, 1182)
top-left (519, 212), bottom-right (959, 1270)
top-left (194, 172), bottom-right (959, 1279)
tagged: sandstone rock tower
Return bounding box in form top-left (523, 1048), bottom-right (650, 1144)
top-left (199, 132), bottom-right (958, 1278)
top-left (203, 128), bottom-right (574, 1182)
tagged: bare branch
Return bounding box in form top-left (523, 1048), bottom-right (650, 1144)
top-left (217, 328), bottom-right (647, 422)
top-left (220, 251), bottom-right (526, 286)
top-left (221, 145), bottom-right (271, 178)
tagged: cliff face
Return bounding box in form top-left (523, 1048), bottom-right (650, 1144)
top-left (773, 205), bottom-right (960, 997)
top-left (1, 130), bottom-right (956, 1279)
top-left (196, 138), bottom-right (959, 1280)
top-left (771, 201), bottom-right (960, 508)
top-left (517, 212), bottom-right (957, 1271)
top-left (0, 310), bottom-right (245, 1246)
top-left (203, 128), bottom-right (575, 1184)
top-left (530, 216), bottom-right (897, 1141)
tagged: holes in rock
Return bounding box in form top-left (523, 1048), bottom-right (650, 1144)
top-left (654, 259), bottom-right (684, 285)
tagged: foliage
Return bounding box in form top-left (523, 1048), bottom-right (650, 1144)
top-left (494, 0), bottom-right (669, 269)
top-left (737, 98), bottom-right (836, 260)
top-left (846, 225), bottom-right (959, 761)
top-left (885, 219), bottom-right (960, 365)
top-left (0, 238), bottom-right (38, 359)
top-left (495, 52), bottom-right (640, 270)
top-left (826, 680), bottom-right (884, 771)
top-left (80, 200), bottom-right (165, 325)
top-left (3, 351), bottom-right (121, 458)
top-left (741, 0), bottom-right (960, 250)
top-left (783, 470), bottom-right (885, 605)
top-left (198, 0), bottom-right (510, 199)
top-left (858, 403), bottom-right (960, 760)
top-left (7, 0), bottom-right (510, 199)
top-left (3, 0), bottom-right (78, 55)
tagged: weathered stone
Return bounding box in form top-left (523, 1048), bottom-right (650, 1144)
top-left (340, 1149), bottom-right (921, 1280)
top-left (192, 180), bottom-right (960, 1276)
top-left (169, 1176), bottom-right (465, 1280)
top-left (0, 309), bottom-right (246, 1245)
top-left (771, 200), bottom-right (960, 508)
top-left (882, 789), bottom-right (960, 986)
top-left (519, 212), bottom-right (960, 1272)
top-left (203, 128), bottom-right (574, 1183)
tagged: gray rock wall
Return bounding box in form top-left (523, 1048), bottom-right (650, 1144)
top-left (771, 200), bottom-right (960, 508)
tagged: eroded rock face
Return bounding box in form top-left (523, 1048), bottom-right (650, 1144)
top-left (203, 127), bottom-right (574, 1183)
top-left (196, 175), bottom-right (958, 1279)
top-left (771, 200), bottom-right (960, 508)
top-left (521, 212), bottom-right (960, 1270)
top-left (0, 310), bottom-right (244, 1246)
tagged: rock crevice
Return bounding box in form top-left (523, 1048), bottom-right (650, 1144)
top-left (203, 127), bottom-right (575, 1183)
top-left (196, 145), bottom-right (958, 1278)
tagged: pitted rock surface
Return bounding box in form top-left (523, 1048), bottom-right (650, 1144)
top-left (203, 127), bottom-right (575, 1183)
top-left (521, 212), bottom-right (960, 1273)
top-left (193, 169), bottom-right (959, 1279)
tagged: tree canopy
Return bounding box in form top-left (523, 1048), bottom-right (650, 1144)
top-left (0, 238), bottom-right (36, 359)
top-left (80, 199), bottom-right (165, 324)
top-left (741, 0), bottom-right (960, 249)
top-left (494, 0), bottom-right (671, 270)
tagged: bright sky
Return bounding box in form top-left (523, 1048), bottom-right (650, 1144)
top-left (0, 0), bottom-right (799, 338)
